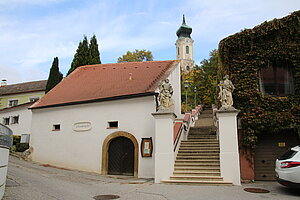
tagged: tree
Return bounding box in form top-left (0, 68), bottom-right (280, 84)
top-left (89, 35), bottom-right (101, 65)
top-left (67, 35), bottom-right (101, 76)
top-left (181, 49), bottom-right (218, 111)
top-left (46, 57), bottom-right (63, 93)
top-left (117, 49), bottom-right (153, 63)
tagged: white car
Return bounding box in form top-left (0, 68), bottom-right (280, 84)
top-left (275, 145), bottom-right (300, 188)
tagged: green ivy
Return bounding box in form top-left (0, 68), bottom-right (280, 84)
top-left (218, 10), bottom-right (300, 150)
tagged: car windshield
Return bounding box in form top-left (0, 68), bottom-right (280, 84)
top-left (278, 149), bottom-right (298, 160)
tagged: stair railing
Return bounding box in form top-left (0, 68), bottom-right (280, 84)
top-left (173, 105), bottom-right (204, 154)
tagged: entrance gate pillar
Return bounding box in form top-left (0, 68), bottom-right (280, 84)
top-left (216, 109), bottom-right (241, 185)
top-left (152, 112), bottom-right (176, 183)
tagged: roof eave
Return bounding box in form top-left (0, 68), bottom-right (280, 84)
top-left (30, 92), bottom-right (157, 110)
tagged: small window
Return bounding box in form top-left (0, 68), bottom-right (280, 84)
top-left (108, 121), bottom-right (118, 129)
top-left (8, 99), bottom-right (18, 107)
top-left (53, 124), bottom-right (61, 131)
top-left (177, 47), bottom-right (180, 56)
top-left (186, 46), bottom-right (189, 54)
top-left (260, 61), bottom-right (294, 96)
top-left (3, 117), bottom-right (10, 125)
top-left (29, 97), bottom-right (40, 102)
top-left (186, 65), bottom-right (190, 71)
top-left (11, 116), bottom-right (19, 124)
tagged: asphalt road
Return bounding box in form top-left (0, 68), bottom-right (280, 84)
top-left (3, 155), bottom-right (300, 200)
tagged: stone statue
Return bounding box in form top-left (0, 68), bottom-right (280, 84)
top-left (158, 79), bottom-right (174, 111)
top-left (218, 75), bottom-right (235, 110)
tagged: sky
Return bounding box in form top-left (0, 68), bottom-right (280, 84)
top-left (0, 0), bottom-right (299, 84)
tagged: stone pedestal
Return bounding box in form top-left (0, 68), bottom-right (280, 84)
top-left (152, 112), bottom-right (176, 183)
top-left (216, 109), bottom-right (241, 185)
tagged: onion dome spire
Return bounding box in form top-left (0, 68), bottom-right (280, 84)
top-left (176, 14), bottom-right (192, 38)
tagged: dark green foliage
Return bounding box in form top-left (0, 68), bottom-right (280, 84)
top-left (46, 57), bottom-right (63, 93)
top-left (89, 35), bottom-right (101, 65)
top-left (218, 10), bottom-right (300, 150)
top-left (16, 143), bottom-right (29, 152)
top-left (67, 35), bottom-right (101, 76)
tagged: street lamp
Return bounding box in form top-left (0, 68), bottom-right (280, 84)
top-left (194, 86), bottom-right (197, 108)
top-left (184, 80), bottom-right (189, 112)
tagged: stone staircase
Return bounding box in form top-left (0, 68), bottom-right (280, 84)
top-left (162, 108), bottom-right (231, 185)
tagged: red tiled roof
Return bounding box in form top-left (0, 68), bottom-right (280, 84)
top-left (31, 60), bottom-right (179, 109)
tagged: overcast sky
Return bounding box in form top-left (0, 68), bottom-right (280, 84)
top-left (0, 0), bottom-right (299, 84)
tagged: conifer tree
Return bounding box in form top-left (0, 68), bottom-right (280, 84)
top-left (89, 34), bottom-right (101, 65)
top-left (67, 35), bottom-right (101, 76)
top-left (46, 57), bottom-right (63, 93)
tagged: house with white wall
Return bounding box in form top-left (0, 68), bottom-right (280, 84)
top-left (29, 60), bottom-right (181, 179)
top-left (0, 102), bottom-right (34, 143)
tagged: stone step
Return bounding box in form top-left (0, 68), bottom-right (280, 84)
top-left (174, 166), bottom-right (220, 171)
top-left (178, 150), bottom-right (220, 153)
top-left (183, 140), bottom-right (219, 143)
top-left (170, 175), bottom-right (223, 181)
top-left (177, 152), bottom-right (219, 156)
top-left (177, 155), bottom-right (220, 159)
top-left (161, 179), bottom-right (232, 185)
top-left (179, 147), bottom-right (219, 150)
top-left (187, 137), bottom-right (218, 140)
top-left (175, 159), bottom-right (219, 163)
top-left (175, 163), bottom-right (220, 167)
top-left (180, 143), bottom-right (219, 147)
top-left (181, 140), bottom-right (219, 144)
top-left (173, 171), bottom-right (221, 176)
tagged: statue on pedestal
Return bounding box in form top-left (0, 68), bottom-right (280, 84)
top-left (218, 75), bottom-right (235, 110)
top-left (158, 79), bottom-right (174, 111)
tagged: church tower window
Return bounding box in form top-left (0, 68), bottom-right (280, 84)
top-left (186, 46), bottom-right (189, 54)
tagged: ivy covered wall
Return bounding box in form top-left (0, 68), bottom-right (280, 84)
top-left (218, 10), bottom-right (300, 149)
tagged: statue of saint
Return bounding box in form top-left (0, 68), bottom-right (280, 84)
top-left (158, 79), bottom-right (174, 111)
top-left (218, 75), bottom-right (235, 110)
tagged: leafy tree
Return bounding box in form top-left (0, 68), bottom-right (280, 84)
top-left (67, 35), bottom-right (101, 76)
top-left (46, 57), bottom-right (63, 93)
top-left (181, 49), bottom-right (218, 111)
top-left (117, 49), bottom-right (153, 62)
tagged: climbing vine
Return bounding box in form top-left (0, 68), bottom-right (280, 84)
top-left (218, 10), bottom-right (300, 150)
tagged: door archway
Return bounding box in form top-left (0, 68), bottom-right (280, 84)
top-left (102, 132), bottom-right (138, 177)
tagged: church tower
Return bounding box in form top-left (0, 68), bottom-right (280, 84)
top-left (175, 15), bottom-right (194, 73)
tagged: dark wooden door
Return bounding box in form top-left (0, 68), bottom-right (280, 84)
top-left (108, 137), bottom-right (134, 176)
top-left (254, 130), bottom-right (300, 181)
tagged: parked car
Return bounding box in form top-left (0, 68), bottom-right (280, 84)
top-left (0, 123), bottom-right (13, 199)
top-left (275, 145), bottom-right (300, 188)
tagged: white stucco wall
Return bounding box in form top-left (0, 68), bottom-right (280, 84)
top-left (0, 105), bottom-right (32, 136)
top-left (30, 96), bottom-right (157, 178)
top-left (166, 62), bottom-right (182, 117)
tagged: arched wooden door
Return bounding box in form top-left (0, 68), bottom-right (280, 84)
top-left (108, 136), bottom-right (134, 176)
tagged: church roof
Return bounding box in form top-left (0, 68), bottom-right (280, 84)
top-left (176, 15), bottom-right (192, 38)
top-left (30, 60), bottom-right (179, 109)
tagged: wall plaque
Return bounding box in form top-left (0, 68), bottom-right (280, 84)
top-left (73, 122), bottom-right (92, 132)
top-left (141, 137), bottom-right (153, 157)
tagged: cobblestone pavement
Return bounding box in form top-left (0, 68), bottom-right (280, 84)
top-left (3, 155), bottom-right (300, 200)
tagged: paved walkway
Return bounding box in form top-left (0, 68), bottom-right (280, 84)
top-left (3, 155), bottom-right (300, 200)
